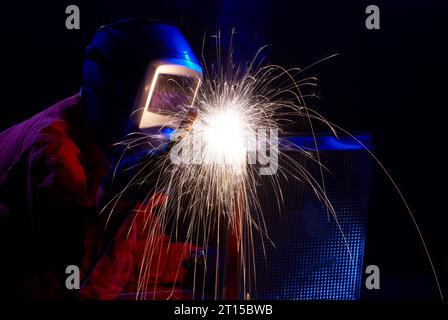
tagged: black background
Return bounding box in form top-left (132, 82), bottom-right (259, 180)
top-left (0, 0), bottom-right (446, 300)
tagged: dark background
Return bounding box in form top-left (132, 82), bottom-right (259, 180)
top-left (0, 0), bottom-right (446, 300)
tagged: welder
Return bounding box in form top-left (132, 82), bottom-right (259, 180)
top-left (0, 19), bottom-right (202, 299)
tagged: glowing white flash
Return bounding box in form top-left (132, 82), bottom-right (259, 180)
top-left (202, 106), bottom-right (248, 166)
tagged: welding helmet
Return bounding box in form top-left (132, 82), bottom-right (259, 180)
top-left (81, 19), bottom-right (203, 150)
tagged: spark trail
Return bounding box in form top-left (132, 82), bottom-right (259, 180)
top-left (101, 33), bottom-right (443, 300)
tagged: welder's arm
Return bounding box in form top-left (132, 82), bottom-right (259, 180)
top-left (13, 123), bottom-right (103, 297)
top-left (79, 110), bottom-right (201, 299)
top-left (102, 107), bottom-right (199, 203)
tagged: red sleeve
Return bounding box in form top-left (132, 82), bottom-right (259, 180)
top-left (22, 121), bottom-right (99, 297)
top-left (28, 121), bottom-right (92, 207)
top-left (80, 194), bottom-right (199, 300)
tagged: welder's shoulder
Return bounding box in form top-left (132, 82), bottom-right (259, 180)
top-left (25, 94), bottom-right (82, 147)
top-left (0, 94), bottom-right (83, 177)
top-left (26, 95), bottom-right (85, 173)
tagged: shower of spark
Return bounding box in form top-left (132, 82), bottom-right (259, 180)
top-left (100, 32), bottom-right (443, 301)
top-left (103, 43), bottom-right (340, 300)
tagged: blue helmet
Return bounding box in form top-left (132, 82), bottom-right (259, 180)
top-left (82, 19), bottom-right (203, 149)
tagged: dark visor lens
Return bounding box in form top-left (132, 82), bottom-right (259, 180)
top-left (149, 74), bottom-right (199, 115)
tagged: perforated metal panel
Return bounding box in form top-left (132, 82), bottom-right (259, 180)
top-left (243, 134), bottom-right (373, 300)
